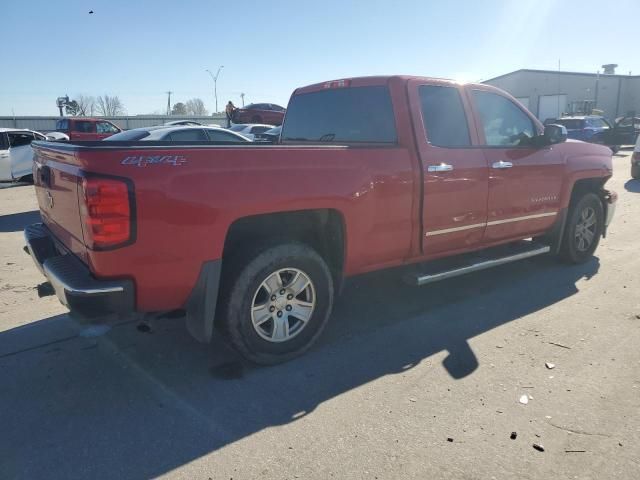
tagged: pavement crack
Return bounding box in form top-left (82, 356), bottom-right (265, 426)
top-left (547, 421), bottom-right (611, 437)
top-left (0, 334), bottom-right (78, 359)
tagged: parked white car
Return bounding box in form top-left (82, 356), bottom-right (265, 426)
top-left (0, 128), bottom-right (48, 182)
top-left (229, 123), bottom-right (275, 141)
top-left (104, 125), bottom-right (252, 142)
top-left (44, 131), bottom-right (70, 141)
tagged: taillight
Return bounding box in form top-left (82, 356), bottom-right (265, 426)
top-left (79, 176), bottom-right (134, 250)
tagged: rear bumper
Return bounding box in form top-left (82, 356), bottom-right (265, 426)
top-left (24, 223), bottom-right (134, 318)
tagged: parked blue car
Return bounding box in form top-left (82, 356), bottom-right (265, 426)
top-left (549, 116), bottom-right (619, 152)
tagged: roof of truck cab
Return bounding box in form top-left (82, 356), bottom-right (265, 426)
top-left (294, 75), bottom-right (483, 95)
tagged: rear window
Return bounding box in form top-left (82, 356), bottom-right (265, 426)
top-left (74, 121), bottom-right (95, 133)
top-left (56, 119), bottom-right (69, 131)
top-left (104, 130), bottom-right (151, 141)
top-left (282, 86), bottom-right (397, 143)
top-left (554, 119), bottom-right (585, 129)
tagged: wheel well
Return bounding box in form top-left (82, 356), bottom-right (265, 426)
top-left (222, 209), bottom-right (346, 280)
top-left (569, 178), bottom-right (608, 206)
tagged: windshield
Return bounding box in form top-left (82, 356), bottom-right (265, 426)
top-left (103, 129), bottom-right (151, 141)
top-left (281, 86), bottom-right (397, 143)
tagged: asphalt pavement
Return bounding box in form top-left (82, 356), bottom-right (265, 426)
top-left (1, 152), bottom-right (638, 479)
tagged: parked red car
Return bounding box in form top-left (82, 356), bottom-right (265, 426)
top-left (55, 118), bottom-right (122, 141)
top-left (27, 76), bottom-right (616, 365)
top-left (232, 103), bottom-right (286, 125)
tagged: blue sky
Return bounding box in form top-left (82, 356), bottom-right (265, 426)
top-left (1, 0), bottom-right (638, 116)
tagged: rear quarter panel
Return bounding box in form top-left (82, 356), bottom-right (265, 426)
top-left (79, 145), bottom-right (416, 311)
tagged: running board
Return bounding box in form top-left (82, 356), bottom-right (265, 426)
top-left (409, 243), bottom-right (551, 286)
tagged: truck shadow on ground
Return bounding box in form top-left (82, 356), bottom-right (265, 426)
top-left (0, 254), bottom-right (599, 479)
top-left (0, 210), bottom-right (41, 233)
top-left (624, 179), bottom-right (640, 193)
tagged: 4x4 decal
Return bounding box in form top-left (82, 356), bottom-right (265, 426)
top-left (121, 155), bottom-right (187, 167)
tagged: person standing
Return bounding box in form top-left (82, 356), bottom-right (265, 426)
top-left (225, 101), bottom-right (236, 128)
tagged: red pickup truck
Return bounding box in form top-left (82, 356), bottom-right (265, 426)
top-left (25, 76), bottom-right (617, 364)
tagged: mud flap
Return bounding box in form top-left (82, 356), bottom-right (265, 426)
top-left (185, 260), bottom-right (222, 343)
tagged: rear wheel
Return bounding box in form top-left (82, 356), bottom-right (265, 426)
top-left (632, 163), bottom-right (640, 179)
top-left (219, 242), bottom-right (334, 365)
top-left (558, 192), bottom-right (604, 264)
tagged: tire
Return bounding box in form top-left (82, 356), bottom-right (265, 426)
top-left (558, 192), bottom-right (604, 264)
top-left (218, 242), bottom-right (334, 365)
top-left (632, 163), bottom-right (640, 180)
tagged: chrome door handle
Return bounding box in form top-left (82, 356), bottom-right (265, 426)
top-left (427, 163), bottom-right (454, 172)
top-left (492, 161), bottom-right (513, 169)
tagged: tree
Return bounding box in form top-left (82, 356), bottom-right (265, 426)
top-left (65, 95), bottom-right (97, 116)
top-left (75, 95), bottom-right (96, 116)
top-left (171, 102), bottom-right (188, 115)
top-left (65, 100), bottom-right (80, 116)
top-left (96, 95), bottom-right (125, 116)
top-left (185, 98), bottom-right (208, 116)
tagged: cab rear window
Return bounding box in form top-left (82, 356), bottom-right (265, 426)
top-left (282, 86), bottom-right (397, 144)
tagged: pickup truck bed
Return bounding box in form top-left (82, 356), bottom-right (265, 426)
top-left (25, 75), bottom-right (617, 364)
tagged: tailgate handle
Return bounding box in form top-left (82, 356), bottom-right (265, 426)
top-left (39, 165), bottom-right (52, 187)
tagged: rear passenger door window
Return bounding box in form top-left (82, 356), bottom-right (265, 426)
top-left (418, 85), bottom-right (471, 147)
top-left (206, 130), bottom-right (246, 142)
top-left (472, 91), bottom-right (536, 147)
top-left (74, 121), bottom-right (95, 133)
top-left (167, 129), bottom-right (208, 141)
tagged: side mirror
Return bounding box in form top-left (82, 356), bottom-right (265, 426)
top-left (543, 124), bottom-right (567, 145)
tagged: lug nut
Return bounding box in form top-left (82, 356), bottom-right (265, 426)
top-left (277, 311), bottom-right (283, 317)
top-left (286, 305), bottom-right (292, 311)
top-left (279, 289), bottom-right (286, 295)
top-left (287, 294), bottom-right (294, 300)
top-left (271, 295), bottom-right (277, 301)
top-left (269, 306), bottom-right (275, 312)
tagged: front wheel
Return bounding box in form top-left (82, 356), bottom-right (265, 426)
top-left (219, 243), bottom-right (334, 365)
top-left (558, 192), bottom-right (604, 264)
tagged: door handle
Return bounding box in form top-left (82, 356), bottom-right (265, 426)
top-left (492, 161), bottom-right (513, 169)
top-left (427, 163), bottom-right (454, 172)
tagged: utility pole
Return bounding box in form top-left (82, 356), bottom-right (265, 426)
top-left (205, 66), bottom-right (224, 112)
top-left (166, 91), bottom-right (172, 116)
top-left (240, 93), bottom-right (245, 107)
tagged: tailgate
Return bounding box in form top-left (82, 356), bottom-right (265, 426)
top-left (32, 143), bottom-right (88, 263)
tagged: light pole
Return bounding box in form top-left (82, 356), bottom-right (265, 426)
top-left (205, 66), bottom-right (224, 113)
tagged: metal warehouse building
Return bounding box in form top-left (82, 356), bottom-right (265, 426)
top-left (483, 67), bottom-right (640, 122)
